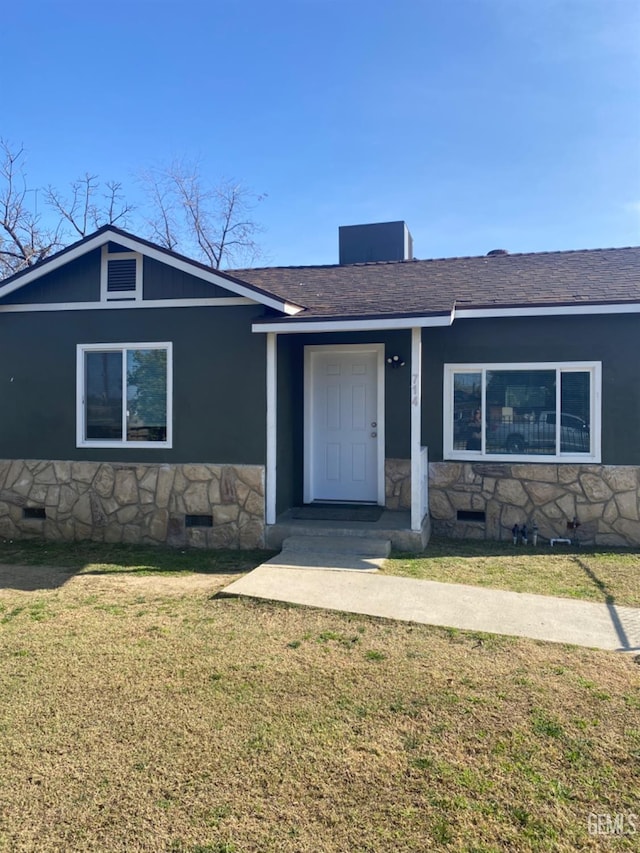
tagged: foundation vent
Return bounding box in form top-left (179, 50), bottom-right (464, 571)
top-left (456, 510), bottom-right (486, 523)
top-left (185, 514), bottom-right (213, 528)
top-left (23, 507), bottom-right (46, 520)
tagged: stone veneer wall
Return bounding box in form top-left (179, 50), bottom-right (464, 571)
top-left (385, 458), bottom-right (411, 510)
top-left (0, 460), bottom-right (265, 549)
top-left (429, 461), bottom-right (640, 547)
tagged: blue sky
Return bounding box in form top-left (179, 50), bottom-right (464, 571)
top-left (3, 0), bottom-right (639, 266)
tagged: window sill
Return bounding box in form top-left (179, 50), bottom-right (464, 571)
top-left (445, 451), bottom-right (600, 464)
top-left (77, 441), bottom-right (172, 450)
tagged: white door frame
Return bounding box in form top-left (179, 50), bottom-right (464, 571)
top-left (303, 343), bottom-right (385, 505)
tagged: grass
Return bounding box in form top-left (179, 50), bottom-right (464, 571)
top-left (0, 543), bottom-right (638, 851)
top-left (383, 536), bottom-right (640, 607)
top-left (0, 538), bottom-right (272, 576)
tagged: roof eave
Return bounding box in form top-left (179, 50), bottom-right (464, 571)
top-left (252, 299), bottom-right (640, 333)
top-left (252, 310), bottom-right (455, 334)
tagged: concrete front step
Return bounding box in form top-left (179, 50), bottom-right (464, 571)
top-left (265, 511), bottom-right (431, 552)
top-left (281, 534), bottom-right (391, 558)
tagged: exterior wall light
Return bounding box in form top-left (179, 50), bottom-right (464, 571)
top-left (386, 354), bottom-right (405, 369)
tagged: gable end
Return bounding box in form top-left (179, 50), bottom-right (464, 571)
top-left (0, 226), bottom-right (303, 315)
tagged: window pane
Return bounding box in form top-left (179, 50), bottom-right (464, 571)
top-left (126, 349), bottom-right (167, 442)
top-left (560, 372), bottom-right (591, 453)
top-left (485, 370), bottom-right (556, 455)
top-left (85, 351), bottom-right (123, 440)
top-left (453, 372), bottom-right (482, 451)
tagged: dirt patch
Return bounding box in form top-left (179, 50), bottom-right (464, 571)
top-left (0, 563), bottom-right (74, 593)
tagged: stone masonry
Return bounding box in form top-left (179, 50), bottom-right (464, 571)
top-left (385, 458), bottom-right (411, 510)
top-left (429, 461), bottom-right (640, 547)
top-left (0, 460), bottom-right (265, 549)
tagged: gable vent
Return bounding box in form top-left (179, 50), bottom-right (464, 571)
top-left (101, 246), bottom-right (142, 301)
top-left (107, 258), bottom-right (137, 293)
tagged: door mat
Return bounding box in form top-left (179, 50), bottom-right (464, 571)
top-left (291, 505), bottom-right (384, 523)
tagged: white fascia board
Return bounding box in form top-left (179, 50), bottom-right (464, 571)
top-left (0, 228), bottom-right (304, 316)
top-left (252, 301), bottom-right (640, 333)
top-left (0, 232), bottom-right (112, 298)
top-left (252, 313), bottom-right (453, 334)
top-left (455, 303), bottom-right (640, 319)
top-left (0, 297), bottom-right (255, 313)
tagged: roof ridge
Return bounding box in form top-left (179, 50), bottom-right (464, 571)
top-left (231, 245), bottom-right (640, 274)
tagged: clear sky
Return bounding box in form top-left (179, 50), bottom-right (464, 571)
top-left (3, 0), bottom-right (639, 266)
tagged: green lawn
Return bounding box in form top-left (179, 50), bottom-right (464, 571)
top-left (383, 536), bottom-right (640, 608)
top-left (0, 538), bottom-right (272, 576)
top-left (0, 542), bottom-right (638, 852)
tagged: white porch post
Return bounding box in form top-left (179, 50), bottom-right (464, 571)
top-left (410, 326), bottom-right (422, 531)
top-left (266, 332), bottom-right (277, 525)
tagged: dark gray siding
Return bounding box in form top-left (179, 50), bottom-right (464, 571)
top-left (142, 257), bottom-right (242, 300)
top-left (0, 250), bottom-right (101, 304)
top-left (3, 305), bottom-right (637, 508)
top-left (0, 305), bottom-right (267, 464)
top-left (423, 314), bottom-right (640, 465)
top-left (276, 335), bottom-right (301, 514)
top-left (0, 250), bottom-right (245, 306)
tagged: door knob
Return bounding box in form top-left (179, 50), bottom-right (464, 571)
top-left (371, 431), bottom-right (377, 438)
top-left (371, 421), bottom-right (377, 427)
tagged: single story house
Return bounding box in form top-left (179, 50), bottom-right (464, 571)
top-left (0, 221), bottom-right (639, 549)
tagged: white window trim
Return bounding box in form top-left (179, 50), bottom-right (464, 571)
top-left (443, 361), bottom-right (601, 464)
top-left (77, 341), bottom-right (173, 449)
top-left (100, 245), bottom-right (143, 302)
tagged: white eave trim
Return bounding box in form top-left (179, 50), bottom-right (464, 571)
top-left (0, 297), bottom-right (257, 313)
top-left (252, 312), bottom-right (454, 334)
top-left (252, 300), bottom-right (640, 333)
top-left (455, 302), bottom-right (640, 319)
top-left (0, 228), bottom-right (304, 316)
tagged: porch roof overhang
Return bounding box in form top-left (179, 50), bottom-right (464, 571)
top-left (252, 309), bottom-right (454, 334)
top-left (252, 298), bottom-right (640, 334)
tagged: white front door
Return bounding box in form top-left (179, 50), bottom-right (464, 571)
top-left (304, 345), bottom-right (384, 503)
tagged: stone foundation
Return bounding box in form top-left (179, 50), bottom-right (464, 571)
top-left (385, 458), bottom-right (411, 510)
top-left (429, 462), bottom-right (640, 547)
top-left (0, 460), bottom-right (265, 549)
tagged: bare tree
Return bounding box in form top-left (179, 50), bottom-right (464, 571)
top-left (139, 159), bottom-right (265, 268)
top-left (46, 174), bottom-right (134, 239)
top-left (138, 165), bottom-right (180, 252)
top-left (0, 139), bottom-right (62, 278)
top-left (0, 142), bottom-right (265, 281)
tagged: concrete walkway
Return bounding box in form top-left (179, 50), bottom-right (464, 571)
top-left (222, 556), bottom-right (640, 652)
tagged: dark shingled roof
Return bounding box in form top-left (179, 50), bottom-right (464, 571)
top-left (232, 246), bottom-right (640, 321)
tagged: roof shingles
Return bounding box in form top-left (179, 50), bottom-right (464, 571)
top-left (232, 247), bottom-right (640, 321)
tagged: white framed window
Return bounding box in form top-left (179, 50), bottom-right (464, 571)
top-left (77, 342), bottom-right (173, 448)
top-left (444, 362), bottom-right (601, 463)
top-left (100, 245), bottom-right (143, 301)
